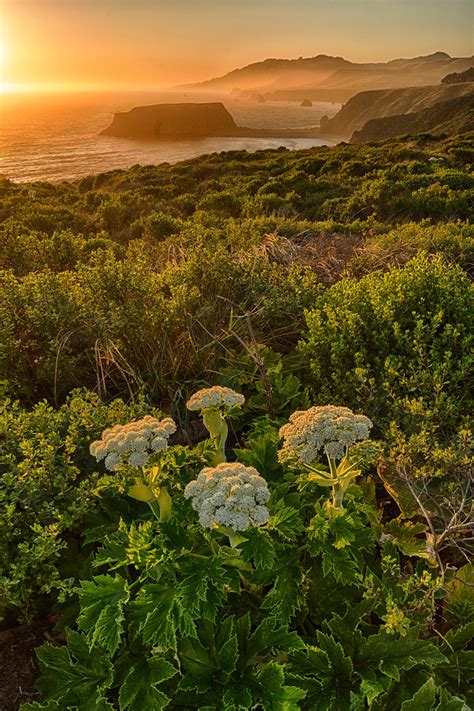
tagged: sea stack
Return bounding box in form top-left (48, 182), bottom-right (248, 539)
top-left (101, 102), bottom-right (239, 138)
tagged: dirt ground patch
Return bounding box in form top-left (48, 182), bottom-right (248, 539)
top-left (0, 620), bottom-right (56, 711)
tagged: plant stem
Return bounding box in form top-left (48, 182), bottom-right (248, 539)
top-left (203, 409), bottom-right (228, 463)
top-left (332, 485), bottom-right (345, 510)
top-left (148, 486), bottom-right (172, 522)
top-left (148, 499), bottom-right (162, 521)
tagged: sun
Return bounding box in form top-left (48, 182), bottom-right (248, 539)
top-left (0, 38), bottom-right (6, 91)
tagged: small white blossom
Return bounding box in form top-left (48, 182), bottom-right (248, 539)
top-left (186, 386), bottom-right (245, 412)
top-left (104, 452), bottom-right (122, 471)
top-left (90, 416), bottom-right (176, 471)
top-left (184, 462), bottom-right (270, 532)
top-left (279, 405), bottom-right (372, 464)
top-left (129, 451), bottom-right (149, 468)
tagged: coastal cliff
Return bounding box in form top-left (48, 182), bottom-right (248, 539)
top-left (320, 83), bottom-right (474, 140)
top-left (351, 93), bottom-right (474, 143)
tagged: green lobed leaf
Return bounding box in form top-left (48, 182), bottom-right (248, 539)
top-left (356, 627), bottom-right (447, 682)
top-left (268, 507), bottom-right (304, 542)
top-left (119, 656), bottom-right (177, 711)
top-left (238, 528), bottom-right (275, 570)
top-left (77, 574), bottom-right (129, 655)
top-left (33, 630), bottom-right (113, 709)
top-left (435, 687), bottom-right (471, 711)
top-left (400, 676), bottom-right (437, 710)
top-left (250, 661), bottom-right (307, 711)
top-left (261, 553), bottom-right (306, 621)
top-left (129, 584), bottom-right (179, 650)
top-left (178, 617), bottom-right (238, 693)
top-left (247, 616), bottom-right (305, 661)
top-left (177, 555), bottom-right (240, 621)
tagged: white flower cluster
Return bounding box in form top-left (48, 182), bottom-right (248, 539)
top-left (279, 405), bottom-right (372, 463)
top-left (186, 386), bottom-right (245, 412)
top-left (90, 416), bottom-right (176, 471)
top-left (184, 462), bottom-right (270, 531)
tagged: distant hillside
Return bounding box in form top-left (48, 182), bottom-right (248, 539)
top-left (183, 52), bottom-right (474, 102)
top-left (320, 83), bottom-right (474, 139)
top-left (351, 93), bottom-right (474, 143)
top-left (442, 67), bottom-right (474, 84)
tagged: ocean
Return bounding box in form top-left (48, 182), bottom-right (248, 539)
top-left (0, 90), bottom-right (339, 183)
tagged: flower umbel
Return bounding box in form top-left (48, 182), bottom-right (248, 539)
top-left (279, 405), bottom-right (373, 509)
top-left (184, 462), bottom-right (270, 535)
top-left (90, 416), bottom-right (176, 521)
top-left (186, 386), bottom-right (245, 412)
top-left (90, 415), bottom-right (176, 472)
top-left (279, 405), bottom-right (372, 465)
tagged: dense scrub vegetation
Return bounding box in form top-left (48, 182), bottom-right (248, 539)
top-left (1, 133), bottom-right (473, 709)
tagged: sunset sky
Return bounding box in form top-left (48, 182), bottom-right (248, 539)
top-left (1, 0), bottom-right (473, 91)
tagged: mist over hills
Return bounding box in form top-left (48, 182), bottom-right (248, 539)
top-left (183, 52), bottom-right (474, 102)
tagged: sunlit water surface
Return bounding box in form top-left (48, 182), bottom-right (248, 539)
top-left (0, 90), bottom-right (339, 183)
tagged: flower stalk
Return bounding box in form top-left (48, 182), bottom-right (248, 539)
top-left (202, 409), bottom-right (228, 463)
top-left (216, 524), bottom-right (247, 549)
top-left (148, 486), bottom-right (172, 522)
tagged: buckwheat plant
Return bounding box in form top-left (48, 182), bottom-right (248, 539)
top-left (184, 462), bottom-right (270, 548)
top-left (279, 405), bottom-right (372, 509)
top-left (187, 386), bottom-right (245, 464)
top-left (90, 415), bottom-right (176, 521)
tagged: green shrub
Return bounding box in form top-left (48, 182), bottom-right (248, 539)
top-left (142, 212), bottom-right (182, 241)
top-left (300, 254), bottom-right (473, 442)
top-left (0, 391), bottom-right (156, 622)
top-left (348, 222), bottom-right (474, 277)
top-left (0, 249), bottom-right (319, 403)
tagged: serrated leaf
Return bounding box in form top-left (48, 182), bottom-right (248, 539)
top-left (119, 657), bottom-right (176, 711)
top-left (247, 616), bottom-right (305, 661)
top-left (77, 574), bottom-right (129, 655)
top-left (130, 584), bottom-right (178, 650)
top-left (360, 677), bottom-right (386, 704)
top-left (322, 600), bottom-right (373, 656)
top-left (441, 622), bottom-right (474, 651)
top-left (369, 670), bottom-right (430, 711)
top-left (178, 618), bottom-right (238, 693)
top-left (435, 687), bottom-right (471, 711)
top-left (178, 636), bottom-right (215, 689)
top-left (238, 528), bottom-right (275, 569)
top-left (268, 507), bottom-right (304, 541)
top-left (356, 627), bottom-right (447, 682)
top-left (261, 554), bottom-right (305, 621)
top-left (34, 630), bottom-right (113, 709)
top-left (290, 645), bottom-right (331, 678)
top-left (234, 434), bottom-right (284, 481)
top-left (400, 677), bottom-right (436, 710)
top-left (222, 682), bottom-right (253, 709)
top-left (178, 555), bottom-right (239, 621)
top-left (289, 637), bottom-right (353, 711)
top-left (251, 661), bottom-right (306, 711)
top-left (316, 631), bottom-right (353, 681)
